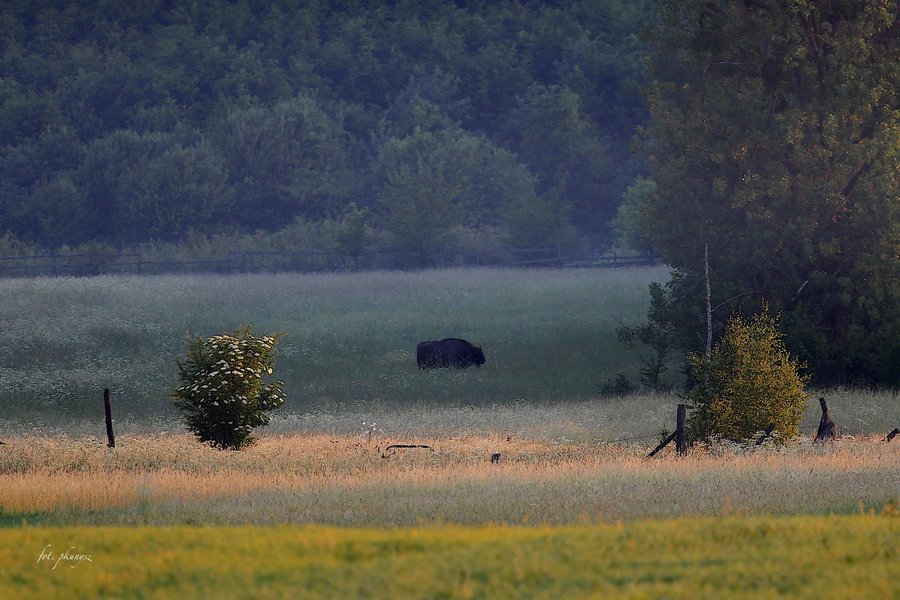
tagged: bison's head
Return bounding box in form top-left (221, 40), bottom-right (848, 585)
top-left (473, 346), bottom-right (486, 366)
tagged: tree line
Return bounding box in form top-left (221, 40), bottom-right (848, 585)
top-left (0, 0), bottom-right (650, 257)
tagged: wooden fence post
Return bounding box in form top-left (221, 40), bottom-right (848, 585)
top-left (103, 388), bottom-right (115, 448)
top-left (814, 397), bottom-right (838, 441)
top-left (647, 431), bottom-right (676, 458)
top-left (648, 404), bottom-right (688, 458)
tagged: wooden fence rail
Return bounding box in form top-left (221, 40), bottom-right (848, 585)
top-left (0, 250), bottom-right (660, 278)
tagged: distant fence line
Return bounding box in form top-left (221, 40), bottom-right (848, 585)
top-left (0, 249), bottom-right (660, 278)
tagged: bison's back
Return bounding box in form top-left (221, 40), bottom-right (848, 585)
top-left (416, 341), bottom-right (440, 368)
top-left (416, 338), bottom-right (485, 369)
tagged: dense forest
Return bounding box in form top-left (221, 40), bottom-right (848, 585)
top-left (636, 0), bottom-right (898, 386)
top-left (0, 0), bottom-right (651, 256)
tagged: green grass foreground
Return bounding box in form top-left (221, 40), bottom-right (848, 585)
top-left (1, 515), bottom-right (896, 599)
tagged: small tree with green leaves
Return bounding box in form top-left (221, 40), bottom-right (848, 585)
top-left (326, 202), bottom-right (371, 270)
top-left (617, 280), bottom-right (676, 391)
top-left (687, 310), bottom-right (808, 444)
top-left (172, 326), bottom-right (285, 450)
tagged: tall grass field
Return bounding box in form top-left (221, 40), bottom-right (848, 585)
top-left (2, 267), bottom-right (895, 431)
top-left (1, 431), bottom-right (897, 527)
top-left (1, 267), bottom-right (667, 424)
top-left (1, 267), bottom-right (897, 598)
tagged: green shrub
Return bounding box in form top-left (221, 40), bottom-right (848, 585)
top-left (687, 310), bottom-right (808, 443)
top-left (597, 374), bottom-right (636, 398)
top-left (616, 281), bottom-right (677, 391)
top-left (325, 202), bottom-right (372, 270)
top-left (172, 326), bottom-right (285, 450)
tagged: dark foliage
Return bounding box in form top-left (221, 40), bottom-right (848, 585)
top-left (639, 0), bottom-right (899, 386)
top-left (172, 326), bottom-right (285, 450)
top-left (0, 0), bottom-right (653, 253)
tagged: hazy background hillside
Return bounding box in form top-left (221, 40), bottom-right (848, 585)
top-left (0, 0), bottom-right (651, 256)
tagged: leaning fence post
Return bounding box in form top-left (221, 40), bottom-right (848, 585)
top-left (814, 397), bottom-right (838, 441)
top-left (647, 431), bottom-right (676, 458)
top-left (103, 388), bottom-right (115, 448)
top-left (648, 404), bottom-right (687, 458)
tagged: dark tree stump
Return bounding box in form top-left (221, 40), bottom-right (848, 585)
top-left (814, 397), bottom-right (838, 442)
top-left (756, 424), bottom-right (776, 445)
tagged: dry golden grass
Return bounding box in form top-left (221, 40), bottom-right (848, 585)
top-left (1, 429), bottom-right (896, 527)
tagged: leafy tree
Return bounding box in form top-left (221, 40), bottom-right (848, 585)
top-left (0, 89), bottom-right (60, 146)
top-left (382, 67), bottom-right (469, 138)
top-left (57, 49), bottom-right (161, 140)
top-left (75, 130), bottom-right (171, 245)
top-left (617, 280), bottom-right (677, 391)
top-left (501, 188), bottom-right (576, 255)
top-left (0, 125), bottom-right (86, 245)
top-left (28, 175), bottom-right (85, 247)
top-left (376, 149), bottom-right (465, 266)
top-left (209, 95), bottom-right (357, 229)
top-left (642, 0), bottom-right (899, 385)
top-left (172, 326), bottom-right (285, 450)
top-left (0, 0), bottom-right (659, 256)
top-left (563, 0), bottom-right (654, 139)
top-left (325, 202), bottom-right (372, 270)
top-left (498, 84), bottom-right (617, 239)
top-left (687, 310), bottom-right (809, 444)
top-left (450, 7), bottom-right (534, 133)
top-left (375, 127), bottom-right (539, 266)
top-left (118, 142), bottom-right (232, 241)
top-left (610, 176), bottom-right (657, 253)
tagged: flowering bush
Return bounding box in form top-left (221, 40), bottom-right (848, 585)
top-left (172, 326), bottom-right (285, 449)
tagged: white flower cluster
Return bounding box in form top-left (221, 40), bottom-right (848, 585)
top-left (172, 329), bottom-right (286, 448)
top-left (361, 420), bottom-right (380, 442)
top-left (174, 332), bottom-right (285, 408)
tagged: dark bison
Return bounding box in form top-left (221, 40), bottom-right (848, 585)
top-left (417, 338), bottom-right (486, 369)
